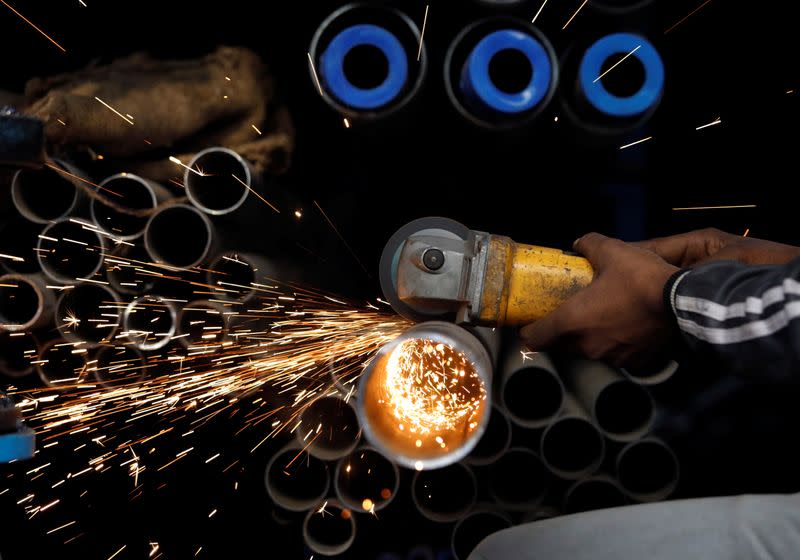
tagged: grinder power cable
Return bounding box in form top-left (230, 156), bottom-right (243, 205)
top-left (379, 217), bottom-right (595, 327)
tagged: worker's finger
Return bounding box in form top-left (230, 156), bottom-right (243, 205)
top-left (632, 235), bottom-right (694, 265)
top-left (573, 232), bottom-right (619, 271)
top-left (519, 302), bottom-right (578, 351)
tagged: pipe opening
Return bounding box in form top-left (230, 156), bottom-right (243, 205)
top-left (297, 396), bottom-right (360, 460)
top-left (565, 478), bottom-right (627, 514)
top-left (344, 44), bottom-right (390, 89)
top-left (208, 253), bottom-right (258, 299)
top-left (600, 53), bottom-right (646, 98)
top-left (466, 406), bottom-right (511, 465)
top-left (37, 340), bottom-right (87, 387)
top-left (618, 440), bottom-right (678, 498)
top-left (38, 221), bottom-right (105, 281)
top-left (94, 346), bottom-right (146, 388)
top-left (123, 296), bottom-right (176, 351)
top-left (622, 359), bottom-right (677, 385)
top-left (336, 448), bottom-right (398, 512)
top-left (503, 367), bottom-right (563, 425)
top-left (185, 150), bottom-right (249, 213)
top-left (489, 48), bottom-right (533, 94)
top-left (412, 462), bottom-right (476, 522)
top-left (106, 244), bottom-right (156, 295)
top-left (93, 175), bottom-right (156, 239)
top-left (145, 205), bottom-right (211, 268)
top-left (303, 501), bottom-right (356, 556)
top-left (266, 447), bottom-right (329, 511)
top-left (0, 277), bottom-right (41, 330)
top-left (452, 511), bottom-right (511, 560)
top-left (0, 333), bottom-right (37, 377)
top-left (595, 380), bottom-right (653, 437)
top-left (12, 165), bottom-right (78, 222)
top-left (178, 302), bottom-right (226, 347)
top-left (542, 417), bottom-right (604, 476)
top-left (57, 284), bottom-right (120, 345)
top-left (488, 449), bottom-right (547, 507)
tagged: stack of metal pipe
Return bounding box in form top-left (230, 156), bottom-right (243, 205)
top-left (1, 147), bottom-right (275, 389)
top-left (276, 324), bottom-right (679, 559)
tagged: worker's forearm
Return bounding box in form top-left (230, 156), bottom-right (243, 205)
top-left (664, 258), bottom-right (800, 378)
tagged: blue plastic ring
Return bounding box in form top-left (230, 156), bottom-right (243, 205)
top-left (0, 427), bottom-right (35, 463)
top-left (579, 33), bottom-right (664, 118)
top-left (460, 29), bottom-right (553, 114)
top-left (320, 24), bottom-right (409, 110)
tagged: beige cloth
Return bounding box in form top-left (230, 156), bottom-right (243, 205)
top-left (23, 46), bottom-right (293, 183)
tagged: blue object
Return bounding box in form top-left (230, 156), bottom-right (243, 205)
top-left (319, 24), bottom-right (409, 110)
top-left (578, 33), bottom-right (664, 118)
top-left (460, 29), bottom-right (553, 115)
top-left (0, 427), bottom-right (35, 463)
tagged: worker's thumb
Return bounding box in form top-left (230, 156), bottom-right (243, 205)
top-left (573, 232), bottom-right (616, 271)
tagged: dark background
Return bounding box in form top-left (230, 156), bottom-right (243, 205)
top-left (1, 0), bottom-right (799, 558)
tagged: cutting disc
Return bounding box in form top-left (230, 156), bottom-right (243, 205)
top-left (379, 217), bottom-right (471, 322)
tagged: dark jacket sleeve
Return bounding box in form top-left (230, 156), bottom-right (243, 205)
top-left (663, 257), bottom-right (800, 378)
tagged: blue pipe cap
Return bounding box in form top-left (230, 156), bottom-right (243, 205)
top-left (579, 32), bottom-right (665, 118)
top-left (319, 24), bottom-right (409, 111)
top-left (460, 29), bottom-right (554, 115)
top-left (0, 427), bottom-right (35, 463)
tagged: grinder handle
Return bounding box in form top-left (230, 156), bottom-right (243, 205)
top-left (478, 237), bottom-right (594, 326)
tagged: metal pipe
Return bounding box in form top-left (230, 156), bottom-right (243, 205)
top-left (334, 446), bottom-right (400, 513)
top-left (295, 395), bottom-right (361, 461)
top-left (91, 345), bottom-right (148, 389)
top-left (559, 356), bottom-right (655, 442)
top-left (176, 300), bottom-right (230, 352)
top-left (358, 321), bottom-right (492, 471)
top-left (463, 404), bottom-right (511, 467)
top-left (444, 17), bottom-right (558, 129)
top-left (265, 443), bottom-right (330, 512)
top-left (540, 394), bottom-right (605, 480)
top-left (122, 295), bottom-right (177, 351)
top-left (36, 218), bottom-right (107, 283)
top-left (451, 509), bottom-right (512, 560)
top-left (0, 332), bottom-right (38, 378)
top-left (412, 461), bottom-right (477, 523)
top-left (206, 252), bottom-right (276, 302)
top-left (308, 3), bottom-right (428, 121)
top-left (563, 475), bottom-right (628, 514)
top-left (11, 159), bottom-right (86, 224)
top-left (622, 360), bottom-right (679, 386)
top-left (303, 499), bottom-right (356, 557)
top-left (91, 173), bottom-right (170, 241)
top-left (499, 346), bottom-right (564, 429)
top-left (184, 147), bottom-right (256, 216)
top-left (464, 325), bottom-right (502, 369)
top-left (0, 217), bottom-right (42, 275)
top-left (105, 243), bottom-right (156, 296)
top-left (488, 447), bottom-right (548, 511)
top-left (144, 203), bottom-right (215, 269)
top-left (616, 437), bottom-right (679, 502)
top-left (0, 273), bottom-right (55, 332)
top-left (55, 282), bottom-right (121, 346)
top-left (35, 337), bottom-right (88, 388)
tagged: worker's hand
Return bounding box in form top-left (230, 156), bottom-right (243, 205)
top-left (635, 228), bottom-right (800, 268)
top-left (520, 233), bottom-right (678, 367)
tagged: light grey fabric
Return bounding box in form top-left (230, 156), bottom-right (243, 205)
top-left (470, 493), bottom-right (800, 560)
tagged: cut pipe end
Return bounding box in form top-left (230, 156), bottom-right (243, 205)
top-left (0, 274), bottom-right (47, 332)
top-left (184, 148), bottom-right (251, 215)
top-left (145, 204), bottom-right (214, 269)
top-left (358, 321), bottom-right (491, 471)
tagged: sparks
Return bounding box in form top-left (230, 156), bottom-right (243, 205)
top-left (231, 174), bottom-right (280, 214)
top-left (169, 156), bottom-right (205, 177)
top-left (417, 5), bottom-right (429, 62)
top-left (107, 545), bottom-right (126, 560)
top-left (251, 124), bottom-right (262, 135)
top-left (619, 136), bottom-right (653, 150)
top-left (695, 117), bottom-right (722, 130)
top-left (0, 0), bottom-right (66, 52)
top-left (94, 97), bottom-right (135, 125)
top-left (664, 0), bottom-right (713, 34)
top-left (562, 0), bottom-right (588, 30)
top-left (531, 0), bottom-right (550, 24)
top-left (593, 45), bottom-right (641, 83)
top-left (672, 204), bottom-right (757, 211)
top-left (308, 52), bottom-right (324, 96)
